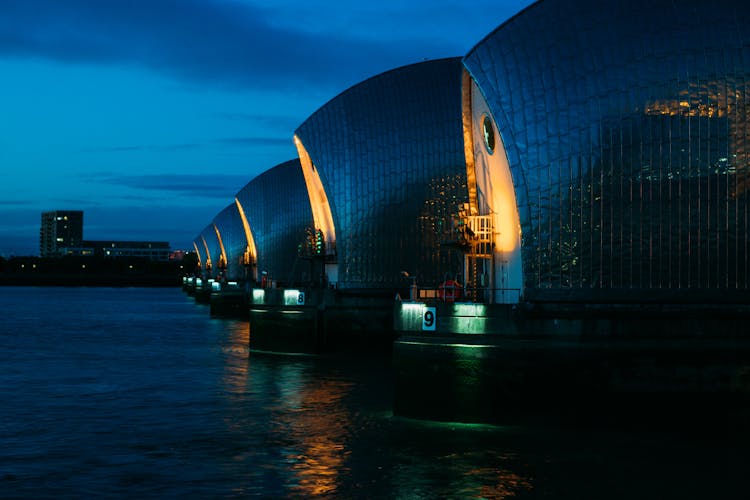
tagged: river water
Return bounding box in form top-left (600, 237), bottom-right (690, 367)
top-left (0, 287), bottom-right (746, 498)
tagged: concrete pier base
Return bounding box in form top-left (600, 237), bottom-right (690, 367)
top-left (393, 301), bottom-right (750, 426)
top-left (194, 286), bottom-right (212, 304)
top-left (210, 288), bottom-right (248, 318)
top-left (248, 288), bottom-right (395, 354)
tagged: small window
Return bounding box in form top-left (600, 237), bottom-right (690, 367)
top-left (482, 114), bottom-right (495, 154)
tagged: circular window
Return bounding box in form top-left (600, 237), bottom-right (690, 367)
top-left (482, 114), bottom-right (495, 154)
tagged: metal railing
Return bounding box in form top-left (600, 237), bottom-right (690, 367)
top-left (417, 286), bottom-right (522, 304)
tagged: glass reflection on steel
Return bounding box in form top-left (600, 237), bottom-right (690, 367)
top-left (209, 202), bottom-right (249, 282)
top-left (463, 0), bottom-right (750, 295)
top-left (294, 59), bottom-right (469, 289)
top-left (233, 160), bottom-right (313, 287)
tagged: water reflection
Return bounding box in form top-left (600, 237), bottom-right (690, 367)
top-left (385, 428), bottom-right (535, 499)
top-left (2, 288), bottom-right (745, 499)
top-left (463, 464), bottom-right (533, 499)
top-left (208, 315), bottom-right (736, 499)
top-left (219, 319), bottom-right (250, 397)
top-left (270, 366), bottom-right (353, 496)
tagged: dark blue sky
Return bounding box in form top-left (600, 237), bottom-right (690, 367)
top-left (0, 0), bottom-right (532, 256)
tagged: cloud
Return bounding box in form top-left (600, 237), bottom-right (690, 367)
top-left (213, 136), bottom-right (291, 147)
top-left (210, 112), bottom-right (302, 131)
top-left (84, 143), bottom-right (200, 153)
top-left (78, 203), bottom-right (230, 248)
top-left (91, 173), bottom-right (253, 198)
top-left (48, 198), bottom-right (103, 208)
top-left (0, 200), bottom-right (33, 207)
top-left (0, 0), bottom-right (456, 92)
top-left (82, 136), bottom-right (290, 154)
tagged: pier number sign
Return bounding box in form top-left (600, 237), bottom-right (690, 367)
top-left (297, 292), bottom-right (305, 305)
top-left (422, 307), bottom-right (436, 331)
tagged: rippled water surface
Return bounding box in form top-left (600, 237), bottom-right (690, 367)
top-left (0, 287), bottom-right (747, 498)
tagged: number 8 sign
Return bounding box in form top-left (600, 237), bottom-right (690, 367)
top-left (422, 307), bottom-right (436, 331)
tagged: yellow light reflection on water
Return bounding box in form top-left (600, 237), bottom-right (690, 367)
top-left (221, 320), bottom-right (250, 398)
top-left (467, 467), bottom-right (534, 499)
top-left (271, 371), bottom-right (353, 497)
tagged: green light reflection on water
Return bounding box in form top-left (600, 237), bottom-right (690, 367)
top-left (391, 414), bottom-right (509, 431)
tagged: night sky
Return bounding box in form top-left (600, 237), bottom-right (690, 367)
top-left (0, 0), bottom-right (533, 257)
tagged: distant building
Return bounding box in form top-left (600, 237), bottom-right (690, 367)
top-left (39, 210), bottom-right (83, 257)
top-left (40, 210), bottom-right (170, 261)
top-left (169, 250), bottom-right (187, 261)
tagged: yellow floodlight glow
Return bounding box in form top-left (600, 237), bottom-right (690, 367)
top-left (234, 198), bottom-right (258, 272)
top-left (294, 135), bottom-right (336, 246)
top-left (468, 78), bottom-right (520, 255)
top-left (213, 223), bottom-right (227, 269)
top-left (461, 70), bottom-right (479, 216)
top-left (200, 235), bottom-right (212, 269)
top-left (192, 241), bottom-right (202, 266)
top-left (463, 76), bottom-right (524, 302)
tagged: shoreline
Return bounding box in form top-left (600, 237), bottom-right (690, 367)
top-left (0, 273), bottom-right (181, 287)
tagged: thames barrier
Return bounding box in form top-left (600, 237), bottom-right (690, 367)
top-left (185, 0), bottom-right (750, 425)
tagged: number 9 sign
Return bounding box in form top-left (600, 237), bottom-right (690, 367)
top-left (422, 307), bottom-right (436, 331)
